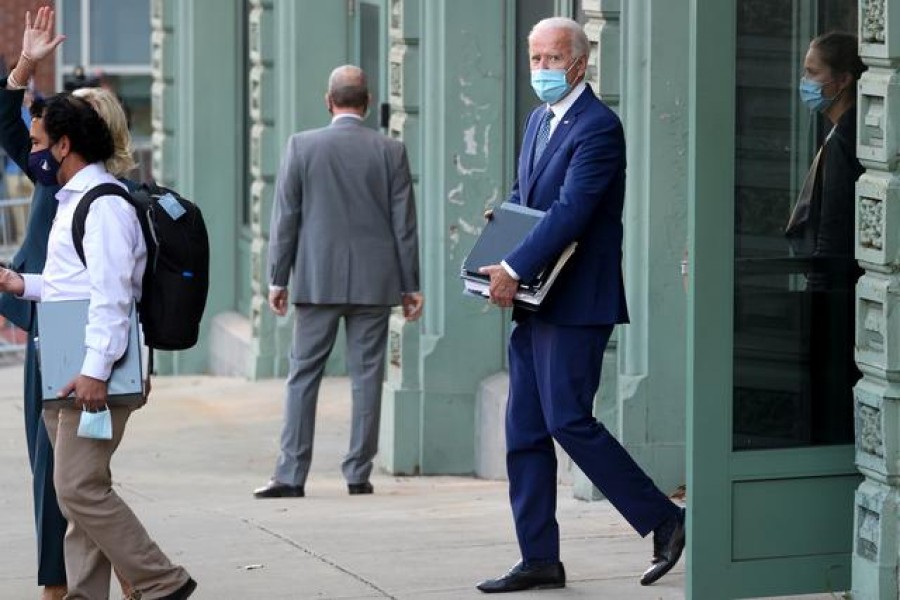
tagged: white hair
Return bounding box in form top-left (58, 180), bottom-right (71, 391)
top-left (529, 17), bottom-right (590, 59)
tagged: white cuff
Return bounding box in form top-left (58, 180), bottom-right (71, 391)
top-left (20, 273), bottom-right (42, 301)
top-left (81, 348), bottom-right (113, 381)
top-left (500, 260), bottom-right (520, 281)
top-left (269, 285), bottom-right (286, 292)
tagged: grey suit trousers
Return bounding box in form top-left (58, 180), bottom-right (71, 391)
top-left (274, 304), bottom-right (391, 487)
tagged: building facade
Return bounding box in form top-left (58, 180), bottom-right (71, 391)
top-left (0, 0), bottom-right (56, 95)
top-left (153, 1), bottom-right (899, 597)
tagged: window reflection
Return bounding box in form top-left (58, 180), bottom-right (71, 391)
top-left (733, 0), bottom-right (859, 450)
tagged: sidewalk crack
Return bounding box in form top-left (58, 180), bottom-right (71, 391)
top-left (241, 516), bottom-right (398, 599)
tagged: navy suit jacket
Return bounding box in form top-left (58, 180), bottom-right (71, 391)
top-left (505, 84), bottom-right (629, 327)
top-left (0, 79), bottom-right (59, 332)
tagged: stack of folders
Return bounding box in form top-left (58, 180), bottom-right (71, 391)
top-left (460, 202), bottom-right (576, 310)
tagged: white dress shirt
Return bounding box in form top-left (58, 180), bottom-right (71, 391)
top-left (501, 82), bottom-right (589, 281)
top-left (21, 163), bottom-right (147, 381)
top-left (331, 113), bottom-right (363, 124)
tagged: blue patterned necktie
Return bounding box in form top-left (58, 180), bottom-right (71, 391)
top-left (533, 108), bottom-right (555, 165)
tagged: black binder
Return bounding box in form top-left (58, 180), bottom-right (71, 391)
top-left (460, 202), bottom-right (575, 309)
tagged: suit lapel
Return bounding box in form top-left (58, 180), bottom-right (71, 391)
top-left (519, 110), bottom-right (540, 205)
top-left (523, 86), bottom-right (596, 206)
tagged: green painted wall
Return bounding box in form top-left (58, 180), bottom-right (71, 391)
top-left (152, 0), bottom-right (244, 375)
top-left (381, 0), bottom-right (511, 475)
top-left (616, 0), bottom-right (689, 496)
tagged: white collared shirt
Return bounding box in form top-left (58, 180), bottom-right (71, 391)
top-left (331, 113), bottom-right (364, 124)
top-left (21, 163), bottom-right (147, 381)
top-left (546, 81), bottom-right (587, 137)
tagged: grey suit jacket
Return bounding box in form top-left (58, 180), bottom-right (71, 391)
top-left (268, 117), bottom-right (420, 306)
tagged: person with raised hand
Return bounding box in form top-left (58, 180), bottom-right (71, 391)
top-left (0, 7), bottom-right (66, 600)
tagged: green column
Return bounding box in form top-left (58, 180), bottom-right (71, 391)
top-left (614, 0), bottom-right (690, 495)
top-left (852, 1), bottom-right (900, 597)
top-left (151, 0), bottom-right (243, 374)
top-left (380, 0), bottom-right (510, 475)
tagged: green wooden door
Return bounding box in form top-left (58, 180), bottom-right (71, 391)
top-left (352, 0), bottom-right (388, 131)
top-left (687, 0), bottom-right (861, 597)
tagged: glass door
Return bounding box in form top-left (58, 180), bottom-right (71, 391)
top-left (688, 0), bottom-right (860, 597)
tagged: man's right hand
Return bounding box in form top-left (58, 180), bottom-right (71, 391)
top-left (268, 288), bottom-right (288, 316)
top-left (0, 267), bottom-right (25, 296)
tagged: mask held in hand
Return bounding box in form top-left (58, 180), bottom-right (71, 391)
top-left (77, 405), bottom-right (112, 440)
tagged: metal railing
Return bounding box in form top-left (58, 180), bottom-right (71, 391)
top-left (0, 195), bottom-right (31, 360)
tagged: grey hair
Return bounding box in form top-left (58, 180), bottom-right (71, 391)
top-left (529, 17), bottom-right (590, 59)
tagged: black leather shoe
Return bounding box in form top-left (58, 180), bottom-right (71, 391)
top-left (253, 481), bottom-right (304, 498)
top-left (640, 507), bottom-right (686, 585)
top-left (160, 577), bottom-right (197, 600)
top-left (476, 561), bottom-right (565, 593)
top-left (348, 481), bottom-right (374, 495)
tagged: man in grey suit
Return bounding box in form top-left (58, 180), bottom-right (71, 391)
top-left (255, 65), bottom-right (423, 499)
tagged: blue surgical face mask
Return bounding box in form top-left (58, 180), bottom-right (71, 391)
top-left (799, 76), bottom-right (838, 113)
top-left (530, 59), bottom-right (580, 105)
top-left (77, 406), bottom-right (113, 440)
top-left (28, 147), bottom-right (60, 187)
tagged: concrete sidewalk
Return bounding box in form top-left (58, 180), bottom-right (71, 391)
top-left (0, 366), bottom-right (684, 598)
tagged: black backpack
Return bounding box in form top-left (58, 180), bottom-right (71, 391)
top-left (72, 181), bottom-right (210, 352)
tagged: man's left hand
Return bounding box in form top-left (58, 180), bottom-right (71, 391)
top-left (401, 292), bottom-right (424, 322)
top-left (59, 374), bottom-right (108, 411)
top-left (478, 264), bottom-right (519, 308)
top-left (268, 288), bottom-right (288, 316)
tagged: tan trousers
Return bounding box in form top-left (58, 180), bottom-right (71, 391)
top-left (43, 406), bottom-right (190, 600)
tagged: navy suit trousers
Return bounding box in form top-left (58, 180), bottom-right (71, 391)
top-left (505, 316), bottom-right (677, 563)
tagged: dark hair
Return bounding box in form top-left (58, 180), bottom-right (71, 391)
top-left (811, 31), bottom-right (867, 81)
top-left (330, 83), bottom-right (368, 110)
top-left (42, 93), bottom-right (114, 165)
top-left (29, 96), bottom-right (46, 119)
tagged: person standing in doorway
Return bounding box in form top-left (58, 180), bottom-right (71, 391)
top-left (255, 65), bottom-right (423, 499)
top-left (788, 31), bottom-right (866, 443)
top-left (475, 18), bottom-right (685, 593)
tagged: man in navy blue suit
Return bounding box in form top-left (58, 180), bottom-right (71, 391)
top-left (475, 17), bottom-right (685, 593)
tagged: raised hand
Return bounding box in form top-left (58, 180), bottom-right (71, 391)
top-left (22, 6), bottom-right (65, 63)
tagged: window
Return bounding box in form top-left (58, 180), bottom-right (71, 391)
top-left (57, 0), bottom-right (152, 142)
top-left (732, 0), bottom-right (858, 450)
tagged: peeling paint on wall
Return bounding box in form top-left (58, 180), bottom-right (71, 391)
top-left (484, 187), bottom-right (499, 209)
top-left (458, 218), bottom-right (480, 236)
top-left (463, 127), bottom-right (478, 155)
top-left (454, 154), bottom-right (488, 176)
top-left (448, 183), bottom-right (465, 205)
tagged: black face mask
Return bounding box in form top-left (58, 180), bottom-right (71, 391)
top-left (27, 147), bottom-right (61, 186)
